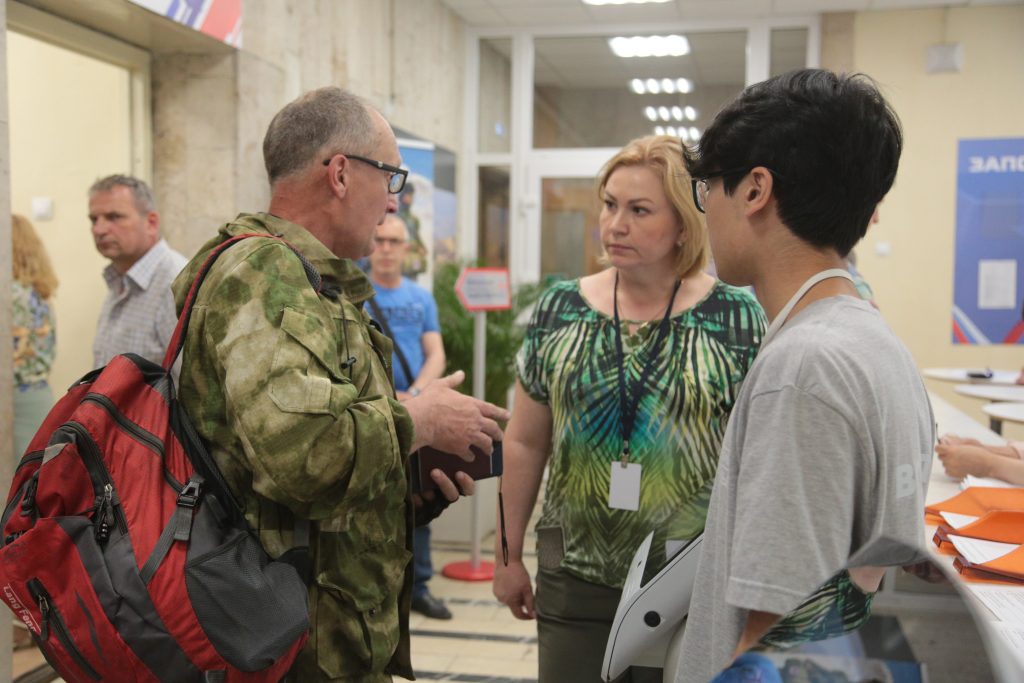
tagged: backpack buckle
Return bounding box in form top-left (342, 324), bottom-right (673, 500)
top-left (177, 478), bottom-right (203, 509)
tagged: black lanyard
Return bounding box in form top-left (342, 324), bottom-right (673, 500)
top-left (612, 271), bottom-right (682, 466)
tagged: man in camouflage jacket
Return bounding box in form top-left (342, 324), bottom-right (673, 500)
top-left (172, 87), bottom-right (508, 682)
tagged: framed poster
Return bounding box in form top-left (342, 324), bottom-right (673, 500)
top-left (952, 138), bottom-right (1024, 344)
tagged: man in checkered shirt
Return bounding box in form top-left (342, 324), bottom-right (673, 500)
top-left (88, 174), bottom-right (187, 368)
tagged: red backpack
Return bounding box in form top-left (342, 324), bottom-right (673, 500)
top-left (0, 234), bottom-right (313, 683)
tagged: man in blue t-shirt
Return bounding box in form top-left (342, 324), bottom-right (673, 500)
top-left (368, 213), bottom-right (451, 619)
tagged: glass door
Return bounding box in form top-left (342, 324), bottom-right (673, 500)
top-left (517, 149), bottom-right (618, 285)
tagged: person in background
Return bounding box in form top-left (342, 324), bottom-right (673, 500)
top-left (936, 434), bottom-right (1024, 485)
top-left (11, 214), bottom-right (58, 456)
top-left (845, 206), bottom-right (880, 308)
top-left (493, 135), bottom-right (766, 682)
top-left (88, 174), bottom-right (187, 368)
top-left (367, 212), bottom-right (451, 620)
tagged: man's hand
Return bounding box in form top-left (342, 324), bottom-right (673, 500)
top-left (493, 559), bottom-right (536, 620)
top-left (413, 470), bottom-right (476, 507)
top-left (404, 371), bottom-right (511, 459)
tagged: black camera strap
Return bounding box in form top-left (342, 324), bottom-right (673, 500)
top-left (367, 296), bottom-right (416, 389)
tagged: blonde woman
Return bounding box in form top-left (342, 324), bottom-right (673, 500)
top-left (493, 136), bottom-right (766, 682)
top-left (11, 214), bottom-right (58, 455)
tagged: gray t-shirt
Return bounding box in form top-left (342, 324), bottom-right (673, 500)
top-left (673, 295), bottom-right (934, 683)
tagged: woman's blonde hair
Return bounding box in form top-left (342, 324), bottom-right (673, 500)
top-left (12, 214), bottom-right (58, 299)
top-left (596, 135), bottom-right (709, 279)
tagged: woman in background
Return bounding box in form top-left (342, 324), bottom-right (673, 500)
top-left (493, 136), bottom-right (765, 682)
top-left (11, 214), bottom-right (58, 456)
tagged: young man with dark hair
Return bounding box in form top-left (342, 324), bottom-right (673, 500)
top-left (669, 69), bottom-right (934, 682)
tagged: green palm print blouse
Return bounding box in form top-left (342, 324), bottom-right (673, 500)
top-left (517, 278), bottom-right (766, 587)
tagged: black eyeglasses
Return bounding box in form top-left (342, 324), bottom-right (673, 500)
top-left (690, 166), bottom-right (752, 214)
top-left (323, 153), bottom-right (408, 194)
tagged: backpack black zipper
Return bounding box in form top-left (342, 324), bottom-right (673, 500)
top-left (63, 423), bottom-right (129, 540)
top-left (83, 394), bottom-right (164, 456)
top-left (15, 450), bottom-right (44, 476)
top-left (27, 579), bottom-right (101, 681)
top-left (81, 394), bottom-right (184, 493)
top-left (0, 452), bottom-right (45, 539)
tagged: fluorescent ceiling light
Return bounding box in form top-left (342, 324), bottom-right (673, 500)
top-left (671, 106), bottom-right (683, 121)
top-left (644, 106), bottom-right (657, 121)
top-left (631, 77), bottom-right (695, 96)
top-left (609, 35), bottom-right (690, 58)
top-left (680, 128), bottom-right (690, 142)
top-left (684, 105), bottom-right (697, 121)
top-left (584, 0), bottom-right (671, 5)
top-left (658, 106), bottom-right (670, 121)
top-left (655, 125), bottom-right (666, 135)
top-left (689, 126), bottom-right (700, 140)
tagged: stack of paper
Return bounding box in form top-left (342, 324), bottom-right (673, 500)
top-left (961, 475), bottom-right (1024, 491)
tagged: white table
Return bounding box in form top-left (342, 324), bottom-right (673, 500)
top-left (923, 367), bottom-right (1021, 386)
top-left (983, 402), bottom-right (1024, 436)
top-left (955, 385), bottom-right (1024, 403)
top-left (927, 393), bottom-right (1024, 681)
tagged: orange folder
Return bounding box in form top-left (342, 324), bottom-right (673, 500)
top-left (924, 487), bottom-right (1024, 526)
top-left (932, 510), bottom-right (1024, 551)
top-left (952, 544), bottom-right (1024, 585)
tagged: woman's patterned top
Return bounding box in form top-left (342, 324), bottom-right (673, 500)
top-left (12, 280), bottom-right (55, 390)
top-left (517, 277), bottom-right (766, 587)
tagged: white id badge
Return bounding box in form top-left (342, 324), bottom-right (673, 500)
top-left (608, 462), bottom-right (642, 511)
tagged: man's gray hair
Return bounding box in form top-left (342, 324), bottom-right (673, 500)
top-left (89, 174), bottom-right (156, 215)
top-left (263, 86), bottom-right (377, 185)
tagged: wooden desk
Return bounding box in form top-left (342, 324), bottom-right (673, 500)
top-left (983, 402), bottom-right (1024, 437)
top-left (923, 367), bottom-right (1020, 386)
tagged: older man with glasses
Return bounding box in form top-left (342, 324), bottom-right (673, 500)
top-left (172, 86), bottom-right (509, 683)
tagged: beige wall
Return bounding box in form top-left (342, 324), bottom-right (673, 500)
top-left (478, 38), bottom-right (512, 154)
top-left (8, 31), bottom-right (133, 392)
top-left (0, 0), bottom-right (13, 676)
top-left (847, 5), bottom-right (1024, 438)
top-left (154, 0), bottom-right (466, 255)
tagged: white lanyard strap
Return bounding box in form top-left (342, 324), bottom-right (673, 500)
top-left (761, 268), bottom-right (854, 348)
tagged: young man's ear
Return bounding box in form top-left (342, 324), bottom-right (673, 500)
top-left (742, 166), bottom-right (774, 217)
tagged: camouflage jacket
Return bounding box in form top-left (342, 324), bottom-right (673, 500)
top-left (172, 213), bottom-right (416, 682)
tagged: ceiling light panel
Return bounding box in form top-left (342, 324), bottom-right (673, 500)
top-left (609, 35), bottom-right (690, 58)
top-left (629, 77), bottom-right (694, 95)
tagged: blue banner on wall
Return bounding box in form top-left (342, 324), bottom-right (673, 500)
top-left (952, 138), bottom-right (1024, 344)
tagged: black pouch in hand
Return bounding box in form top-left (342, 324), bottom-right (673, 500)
top-left (409, 442), bottom-right (504, 494)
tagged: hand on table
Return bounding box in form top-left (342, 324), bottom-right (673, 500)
top-left (936, 443), bottom-right (998, 479)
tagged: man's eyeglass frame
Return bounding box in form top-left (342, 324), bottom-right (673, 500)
top-left (323, 153), bottom-right (408, 194)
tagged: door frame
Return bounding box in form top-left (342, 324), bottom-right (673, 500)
top-left (8, 1), bottom-right (152, 180)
